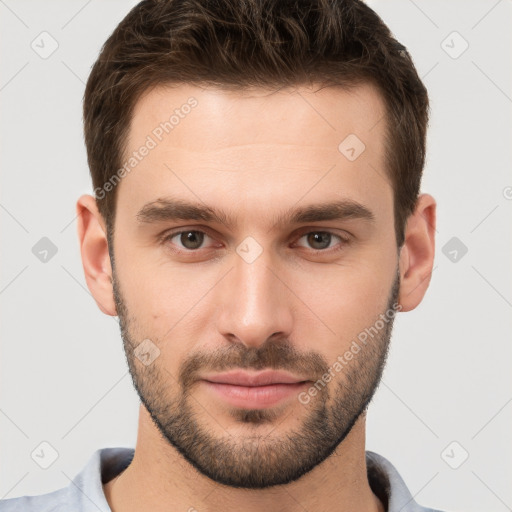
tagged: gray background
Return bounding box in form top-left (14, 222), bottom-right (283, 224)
top-left (1, 1), bottom-right (511, 511)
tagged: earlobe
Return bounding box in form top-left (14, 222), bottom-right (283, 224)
top-left (398, 193), bottom-right (436, 312)
top-left (76, 194), bottom-right (117, 316)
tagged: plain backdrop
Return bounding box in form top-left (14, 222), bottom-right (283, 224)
top-left (1, 1), bottom-right (511, 511)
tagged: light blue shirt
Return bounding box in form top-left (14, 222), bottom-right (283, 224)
top-left (0, 448), bottom-right (445, 511)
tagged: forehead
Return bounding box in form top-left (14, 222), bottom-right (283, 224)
top-left (128, 82), bottom-right (387, 151)
top-left (116, 82), bottom-right (391, 227)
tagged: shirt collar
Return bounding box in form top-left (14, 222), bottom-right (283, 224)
top-left (74, 447), bottom-right (433, 512)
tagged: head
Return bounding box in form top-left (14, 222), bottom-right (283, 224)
top-left (77, 0), bottom-right (435, 489)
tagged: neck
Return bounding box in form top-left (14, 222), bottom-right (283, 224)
top-left (104, 405), bottom-right (384, 512)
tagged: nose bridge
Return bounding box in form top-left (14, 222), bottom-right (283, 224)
top-left (217, 237), bottom-right (293, 348)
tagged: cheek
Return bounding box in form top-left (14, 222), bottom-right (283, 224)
top-left (116, 255), bottom-right (220, 348)
top-left (295, 266), bottom-right (393, 357)
top-left (116, 241), bottom-right (195, 308)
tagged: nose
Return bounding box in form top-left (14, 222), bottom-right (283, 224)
top-left (216, 244), bottom-right (294, 350)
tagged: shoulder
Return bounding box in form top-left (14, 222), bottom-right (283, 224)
top-left (0, 447), bottom-right (133, 512)
top-left (0, 487), bottom-right (71, 512)
top-left (366, 451), bottom-right (449, 512)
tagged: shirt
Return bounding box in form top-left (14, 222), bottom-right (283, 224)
top-left (0, 448), bottom-right (445, 511)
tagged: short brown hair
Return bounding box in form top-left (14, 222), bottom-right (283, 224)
top-left (83, 0), bottom-right (429, 248)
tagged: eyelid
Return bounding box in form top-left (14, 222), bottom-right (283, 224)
top-left (293, 226), bottom-right (351, 241)
top-left (292, 229), bottom-right (351, 252)
top-left (159, 227), bottom-right (219, 248)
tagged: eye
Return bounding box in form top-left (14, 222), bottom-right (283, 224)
top-left (163, 230), bottom-right (214, 251)
top-left (294, 231), bottom-right (349, 252)
top-left (161, 228), bottom-right (350, 255)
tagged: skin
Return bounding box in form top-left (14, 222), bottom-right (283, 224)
top-left (76, 82), bottom-right (436, 512)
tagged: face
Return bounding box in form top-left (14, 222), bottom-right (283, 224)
top-left (109, 83), bottom-right (400, 488)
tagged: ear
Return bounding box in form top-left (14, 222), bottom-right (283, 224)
top-left (76, 194), bottom-right (116, 316)
top-left (398, 193), bottom-right (436, 312)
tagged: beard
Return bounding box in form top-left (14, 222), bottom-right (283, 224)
top-left (112, 260), bottom-right (400, 489)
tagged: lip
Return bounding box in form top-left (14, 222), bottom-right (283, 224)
top-left (201, 369), bottom-right (308, 386)
top-left (200, 370), bottom-right (311, 409)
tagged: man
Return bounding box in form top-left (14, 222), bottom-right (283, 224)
top-left (0, 0), bottom-right (441, 510)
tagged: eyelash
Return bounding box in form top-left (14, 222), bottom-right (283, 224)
top-left (160, 228), bottom-right (351, 255)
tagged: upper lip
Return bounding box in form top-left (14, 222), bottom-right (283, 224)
top-left (202, 370), bottom-right (309, 387)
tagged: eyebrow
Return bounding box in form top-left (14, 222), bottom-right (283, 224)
top-left (136, 197), bottom-right (375, 230)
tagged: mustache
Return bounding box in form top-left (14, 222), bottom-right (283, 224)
top-left (179, 337), bottom-right (329, 390)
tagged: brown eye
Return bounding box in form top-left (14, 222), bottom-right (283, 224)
top-left (164, 230), bottom-right (209, 250)
top-left (296, 231), bottom-right (348, 251)
top-left (306, 232), bottom-right (332, 250)
top-left (180, 231), bottom-right (204, 249)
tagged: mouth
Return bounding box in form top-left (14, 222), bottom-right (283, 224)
top-left (200, 370), bottom-right (311, 409)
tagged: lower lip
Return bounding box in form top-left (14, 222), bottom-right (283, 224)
top-left (201, 380), bottom-right (309, 409)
